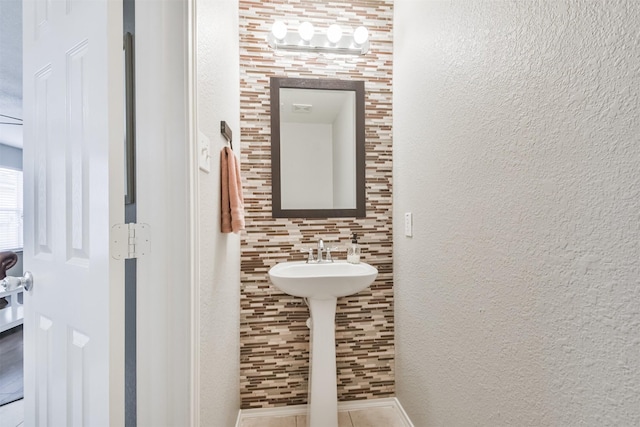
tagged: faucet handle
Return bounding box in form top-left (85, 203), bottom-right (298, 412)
top-left (300, 248), bottom-right (314, 263)
top-left (325, 246), bottom-right (339, 262)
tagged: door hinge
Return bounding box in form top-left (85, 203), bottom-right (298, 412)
top-left (111, 223), bottom-right (150, 260)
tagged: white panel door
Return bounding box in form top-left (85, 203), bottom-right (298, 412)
top-left (22, 0), bottom-right (125, 425)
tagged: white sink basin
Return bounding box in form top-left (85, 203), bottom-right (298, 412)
top-left (268, 260), bottom-right (378, 299)
top-left (268, 259), bottom-right (378, 427)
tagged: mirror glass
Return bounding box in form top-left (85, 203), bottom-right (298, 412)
top-left (270, 77), bottom-right (365, 218)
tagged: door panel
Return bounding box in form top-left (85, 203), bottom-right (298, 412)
top-left (33, 65), bottom-right (52, 258)
top-left (65, 40), bottom-right (90, 264)
top-left (35, 315), bottom-right (52, 426)
top-left (67, 328), bottom-right (90, 426)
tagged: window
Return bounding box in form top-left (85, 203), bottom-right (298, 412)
top-left (0, 167), bottom-right (23, 251)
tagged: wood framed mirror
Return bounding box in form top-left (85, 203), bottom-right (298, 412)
top-left (270, 77), bottom-right (366, 218)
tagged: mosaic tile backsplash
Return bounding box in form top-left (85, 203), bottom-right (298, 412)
top-left (239, 0), bottom-right (394, 408)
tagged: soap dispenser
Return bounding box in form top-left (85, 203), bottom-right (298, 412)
top-left (347, 233), bottom-right (361, 264)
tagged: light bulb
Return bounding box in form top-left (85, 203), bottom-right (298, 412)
top-left (353, 26), bottom-right (369, 45)
top-left (327, 24), bottom-right (342, 44)
top-left (298, 21), bottom-right (315, 42)
top-left (271, 21), bottom-right (288, 41)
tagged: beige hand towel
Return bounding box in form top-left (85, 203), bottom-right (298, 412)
top-left (221, 146), bottom-right (245, 233)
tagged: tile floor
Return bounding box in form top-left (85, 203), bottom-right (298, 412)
top-left (0, 398), bottom-right (24, 427)
top-left (241, 406), bottom-right (406, 427)
top-left (0, 397), bottom-right (408, 427)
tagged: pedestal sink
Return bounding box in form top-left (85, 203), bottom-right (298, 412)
top-left (268, 261), bottom-right (378, 427)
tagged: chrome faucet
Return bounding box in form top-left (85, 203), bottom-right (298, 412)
top-left (301, 239), bottom-right (337, 263)
top-left (317, 239), bottom-right (325, 263)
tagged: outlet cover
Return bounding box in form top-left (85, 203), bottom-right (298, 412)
top-left (404, 212), bottom-right (413, 237)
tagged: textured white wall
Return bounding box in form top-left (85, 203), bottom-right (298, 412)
top-left (196, 0), bottom-right (241, 425)
top-left (393, 1), bottom-right (640, 425)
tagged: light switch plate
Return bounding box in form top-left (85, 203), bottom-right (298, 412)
top-left (404, 212), bottom-right (413, 237)
top-left (198, 131), bottom-right (211, 173)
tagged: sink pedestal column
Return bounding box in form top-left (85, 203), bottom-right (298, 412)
top-left (306, 297), bottom-right (338, 427)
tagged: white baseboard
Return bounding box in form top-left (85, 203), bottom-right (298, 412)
top-left (235, 397), bottom-right (413, 427)
top-left (390, 398), bottom-right (414, 427)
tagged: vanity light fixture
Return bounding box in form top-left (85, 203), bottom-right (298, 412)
top-left (326, 24), bottom-right (343, 44)
top-left (271, 20), bottom-right (288, 41)
top-left (298, 21), bottom-right (315, 42)
top-left (267, 21), bottom-right (370, 55)
top-left (353, 26), bottom-right (369, 46)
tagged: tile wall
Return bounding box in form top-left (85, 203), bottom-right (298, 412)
top-left (239, 0), bottom-right (393, 408)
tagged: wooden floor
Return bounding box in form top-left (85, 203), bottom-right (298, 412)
top-left (0, 325), bottom-right (23, 407)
